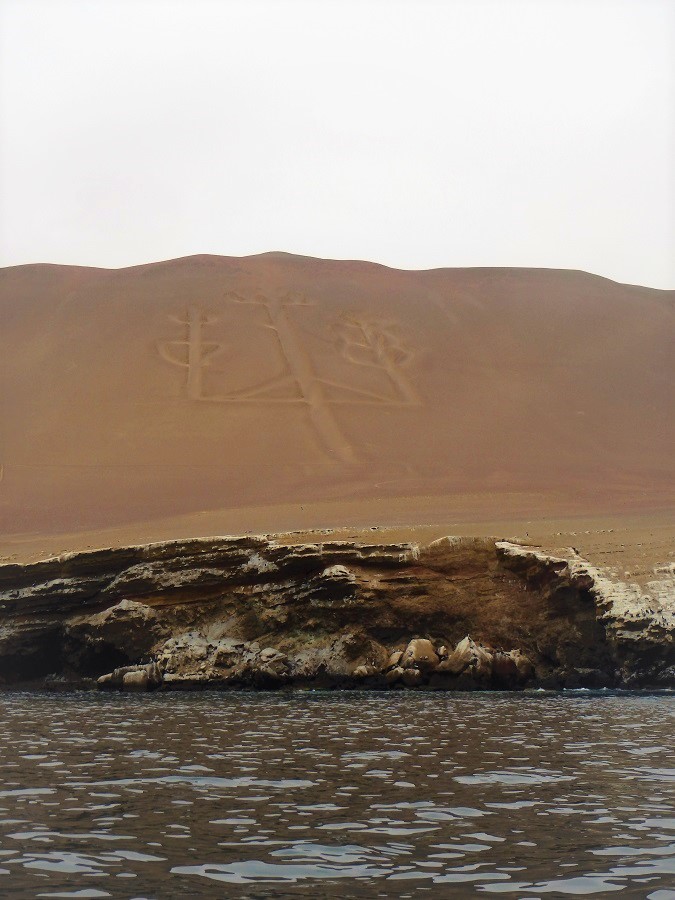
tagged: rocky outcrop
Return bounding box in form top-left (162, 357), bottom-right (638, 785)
top-left (496, 542), bottom-right (675, 687)
top-left (91, 633), bottom-right (531, 692)
top-left (97, 662), bottom-right (163, 691)
top-left (0, 534), bottom-right (672, 689)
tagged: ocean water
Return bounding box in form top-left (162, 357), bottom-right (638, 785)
top-left (0, 691), bottom-right (673, 898)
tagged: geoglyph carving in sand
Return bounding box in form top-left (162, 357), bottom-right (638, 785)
top-left (158, 306), bottom-right (224, 401)
top-left (158, 291), bottom-right (419, 463)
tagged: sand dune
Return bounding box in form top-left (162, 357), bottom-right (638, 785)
top-left (1, 253), bottom-right (673, 555)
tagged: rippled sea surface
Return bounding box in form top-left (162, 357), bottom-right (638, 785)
top-left (0, 692), bottom-right (673, 898)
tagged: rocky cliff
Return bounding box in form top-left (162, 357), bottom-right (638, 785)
top-left (0, 534), bottom-right (672, 690)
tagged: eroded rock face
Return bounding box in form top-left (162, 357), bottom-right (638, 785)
top-left (0, 534), bottom-right (672, 688)
top-left (496, 542), bottom-right (675, 687)
top-left (156, 634), bottom-right (292, 687)
top-left (64, 599), bottom-right (167, 676)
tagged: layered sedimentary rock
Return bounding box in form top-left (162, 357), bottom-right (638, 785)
top-left (0, 534), bottom-right (672, 689)
top-left (497, 542), bottom-right (675, 688)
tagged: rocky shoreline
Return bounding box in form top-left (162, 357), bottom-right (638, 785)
top-left (0, 534), bottom-right (672, 690)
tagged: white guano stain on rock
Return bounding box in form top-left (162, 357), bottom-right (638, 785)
top-left (241, 553), bottom-right (278, 574)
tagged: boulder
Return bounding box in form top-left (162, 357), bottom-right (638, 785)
top-left (385, 666), bottom-right (405, 684)
top-left (98, 662), bottom-right (162, 691)
top-left (401, 639), bottom-right (439, 672)
top-left (250, 658), bottom-right (291, 687)
top-left (471, 647), bottom-right (493, 680)
top-left (158, 631), bottom-right (212, 675)
top-left (255, 649), bottom-right (289, 677)
top-left (387, 650), bottom-right (404, 669)
top-left (352, 664), bottom-right (379, 678)
top-left (437, 636), bottom-right (473, 675)
top-left (213, 638), bottom-right (247, 668)
top-left (438, 636), bottom-right (493, 680)
top-left (122, 670), bottom-right (150, 691)
top-left (401, 667), bottom-right (423, 687)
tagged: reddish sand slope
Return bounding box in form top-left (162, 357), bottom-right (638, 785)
top-left (1, 253), bottom-right (673, 546)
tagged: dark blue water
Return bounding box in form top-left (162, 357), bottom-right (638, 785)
top-left (0, 691), bottom-right (673, 898)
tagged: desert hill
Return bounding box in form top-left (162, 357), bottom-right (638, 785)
top-left (1, 253), bottom-right (673, 552)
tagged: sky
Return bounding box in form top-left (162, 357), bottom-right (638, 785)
top-left (0, 0), bottom-right (673, 288)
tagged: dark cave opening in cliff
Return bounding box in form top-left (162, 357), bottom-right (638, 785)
top-left (0, 627), bottom-right (64, 683)
top-left (63, 638), bottom-right (132, 679)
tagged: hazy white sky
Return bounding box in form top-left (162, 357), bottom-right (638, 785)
top-left (0, 0), bottom-right (673, 287)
